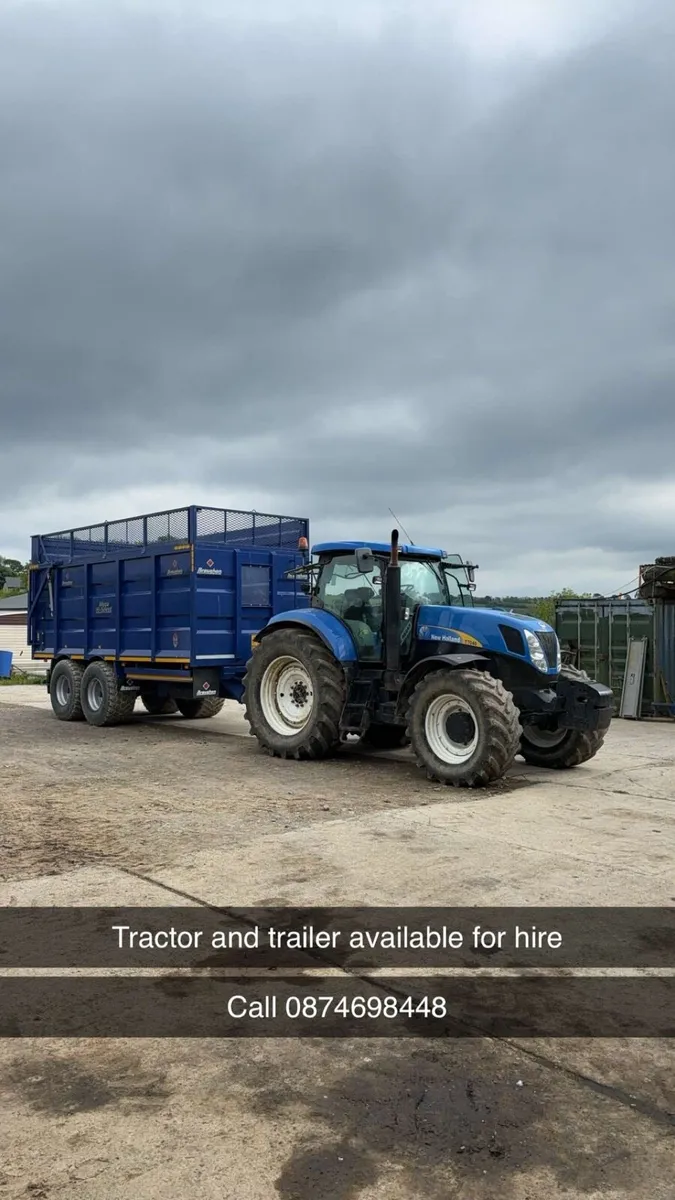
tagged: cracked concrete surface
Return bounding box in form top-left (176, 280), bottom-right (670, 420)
top-left (0, 693), bottom-right (673, 1198)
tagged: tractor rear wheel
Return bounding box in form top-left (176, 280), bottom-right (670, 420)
top-left (176, 697), bottom-right (225, 719)
top-left (141, 694), bottom-right (179, 715)
top-left (406, 668), bottom-right (520, 787)
top-left (243, 628), bottom-right (345, 759)
top-left (360, 724), bottom-right (409, 750)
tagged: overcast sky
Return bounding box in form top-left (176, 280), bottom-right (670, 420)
top-left (1, 0), bottom-right (672, 595)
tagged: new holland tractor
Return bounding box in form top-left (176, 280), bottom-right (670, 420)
top-left (243, 531), bottom-right (613, 787)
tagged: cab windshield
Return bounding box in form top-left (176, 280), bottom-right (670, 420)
top-left (399, 559), bottom-right (448, 606)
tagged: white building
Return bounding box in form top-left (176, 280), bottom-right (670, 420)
top-left (0, 593), bottom-right (47, 675)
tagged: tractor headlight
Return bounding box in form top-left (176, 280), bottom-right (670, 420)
top-left (524, 629), bottom-right (549, 673)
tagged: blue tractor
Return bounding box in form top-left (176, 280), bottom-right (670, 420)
top-left (243, 530), bottom-right (613, 787)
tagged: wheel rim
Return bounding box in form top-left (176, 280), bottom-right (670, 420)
top-left (522, 723), bottom-right (568, 749)
top-left (424, 695), bottom-right (479, 764)
top-left (87, 677), bottom-right (105, 713)
top-left (55, 675), bottom-right (72, 707)
top-left (260, 656), bottom-right (314, 736)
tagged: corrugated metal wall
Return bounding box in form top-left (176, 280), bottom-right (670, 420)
top-left (652, 602), bottom-right (675, 714)
top-left (555, 598), bottom-right (655, 715)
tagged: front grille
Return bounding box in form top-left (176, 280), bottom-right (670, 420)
top-left (538, 630), bottom-right (560, 670)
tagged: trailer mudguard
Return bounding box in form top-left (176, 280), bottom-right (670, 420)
top-left (258, 609), bottom-right (358, 662)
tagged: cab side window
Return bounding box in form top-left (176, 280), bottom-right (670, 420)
top-left (316, 555), bottom-right (383, 659)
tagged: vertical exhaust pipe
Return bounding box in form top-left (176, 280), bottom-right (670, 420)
top-left (385, 528), bottom-right (401, 674)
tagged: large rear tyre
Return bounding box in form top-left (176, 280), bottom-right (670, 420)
top-left (360, 724), bottom-right (409, 751)
top-left (243, 628), bottom-right (346, 759)
top-left (49, 659), bottom-right (85, 721)
top-left (80, 662), bottom-right (137, 726)
top-left (141, 694), bottom-right (179, 716)
top-left (176, 697), bottom-right (225, 719)
top-left (519, 726), bottom-right (606, 768)
top-left (406, 668), bottom-right (521, 787)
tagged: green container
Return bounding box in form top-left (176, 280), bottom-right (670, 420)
top-left (555, 598), bottom-right (655, 716)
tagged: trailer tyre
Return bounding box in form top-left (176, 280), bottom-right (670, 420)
top-left (141, 694), bottom-right (179, 716)
top-left (406, 668), bottom-right (521, 787)
top-left (176, 697), bottom-right (225, 719)
top-left (80, 661), bottom-right (137, 726)
top-left (360, 724), bottom-right (409, 751)
top-left (49, 659), bottom-right (85, 722)
top-left (243, 628), bottom-right (345, 759)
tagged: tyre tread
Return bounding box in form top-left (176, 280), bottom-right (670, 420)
top-left (406, 668), bottom-right (521, 787)
top-left (50, 658), bottom-right (85, 722)
top-left (81, 661), bottom-right (136, 726)
top-left (243, 629), bottom-right (345, 760)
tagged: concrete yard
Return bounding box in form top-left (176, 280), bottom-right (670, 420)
top-left (0, 687), bottom-right (673, 1199)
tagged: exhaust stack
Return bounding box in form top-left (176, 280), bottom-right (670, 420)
top-left (385, 528), bottom-right (401, 674)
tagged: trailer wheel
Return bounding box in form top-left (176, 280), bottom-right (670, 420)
top-left (519, 726), bottom-right (606, 768)
top-left (141, 694), bottom-right (179, 716)
top-left (49, 659), bottom-right (85, 721)
top-left (243, 628), bottom-right (345, 759)
top-left (406, 668), bottom-right (521, 787)
top-left (360, 724), bottom-right (409, 750)
top-left (80, 662), bottom-right (137, 726)
top-left (176, 697), bottom-right (225, 719)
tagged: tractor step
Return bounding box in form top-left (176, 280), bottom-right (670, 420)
top-left (340, 677), bottom-right (378, 735)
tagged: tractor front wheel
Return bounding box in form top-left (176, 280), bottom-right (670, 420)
top-left (519, 662), bottom-right (607, 768)
top-left (243, 629), bottom-right (345, 759)
top-left (519, 724), bottom-right (606, 768)
top-left (406, 668), bottom-right (521, 787)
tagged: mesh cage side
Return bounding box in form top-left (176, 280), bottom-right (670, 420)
top-left (146, 509), bottom-right (189, 544)
top-left (34, 505), bottom-right (306, 562)
top-left (195, 507), bottom-right (307, 548)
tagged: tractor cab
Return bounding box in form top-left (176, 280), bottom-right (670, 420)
top-left (308, 541), bottom-right (476, 663)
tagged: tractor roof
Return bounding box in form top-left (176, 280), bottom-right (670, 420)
top-left (312, 540), bottom-right (446, 559)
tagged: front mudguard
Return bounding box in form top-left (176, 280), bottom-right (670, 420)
top-left (516, 676), bottom-right (613, 733)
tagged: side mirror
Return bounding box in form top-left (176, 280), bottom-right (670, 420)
top-left (299, 582), bottom-right (310, 594)
top-left (467, 566), bottom-right (475, 584)
top-left (355, 547), bottom-right (375, 574)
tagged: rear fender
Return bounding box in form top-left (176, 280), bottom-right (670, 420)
top-left (257, 610), bottom-right (358, 662)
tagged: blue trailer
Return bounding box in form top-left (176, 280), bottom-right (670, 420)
top-left (30, 504), bottom-right (310, 722)
top-left (31, 506), bottom-right (613, 787)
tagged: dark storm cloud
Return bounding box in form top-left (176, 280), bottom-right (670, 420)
top-left (0, 3), bottom-right (473, 446)
top-left (0, 0), bottom-right (674, 587)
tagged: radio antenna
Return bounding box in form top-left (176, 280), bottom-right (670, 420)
top-left (388, 507), bottom-right (414, 545)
